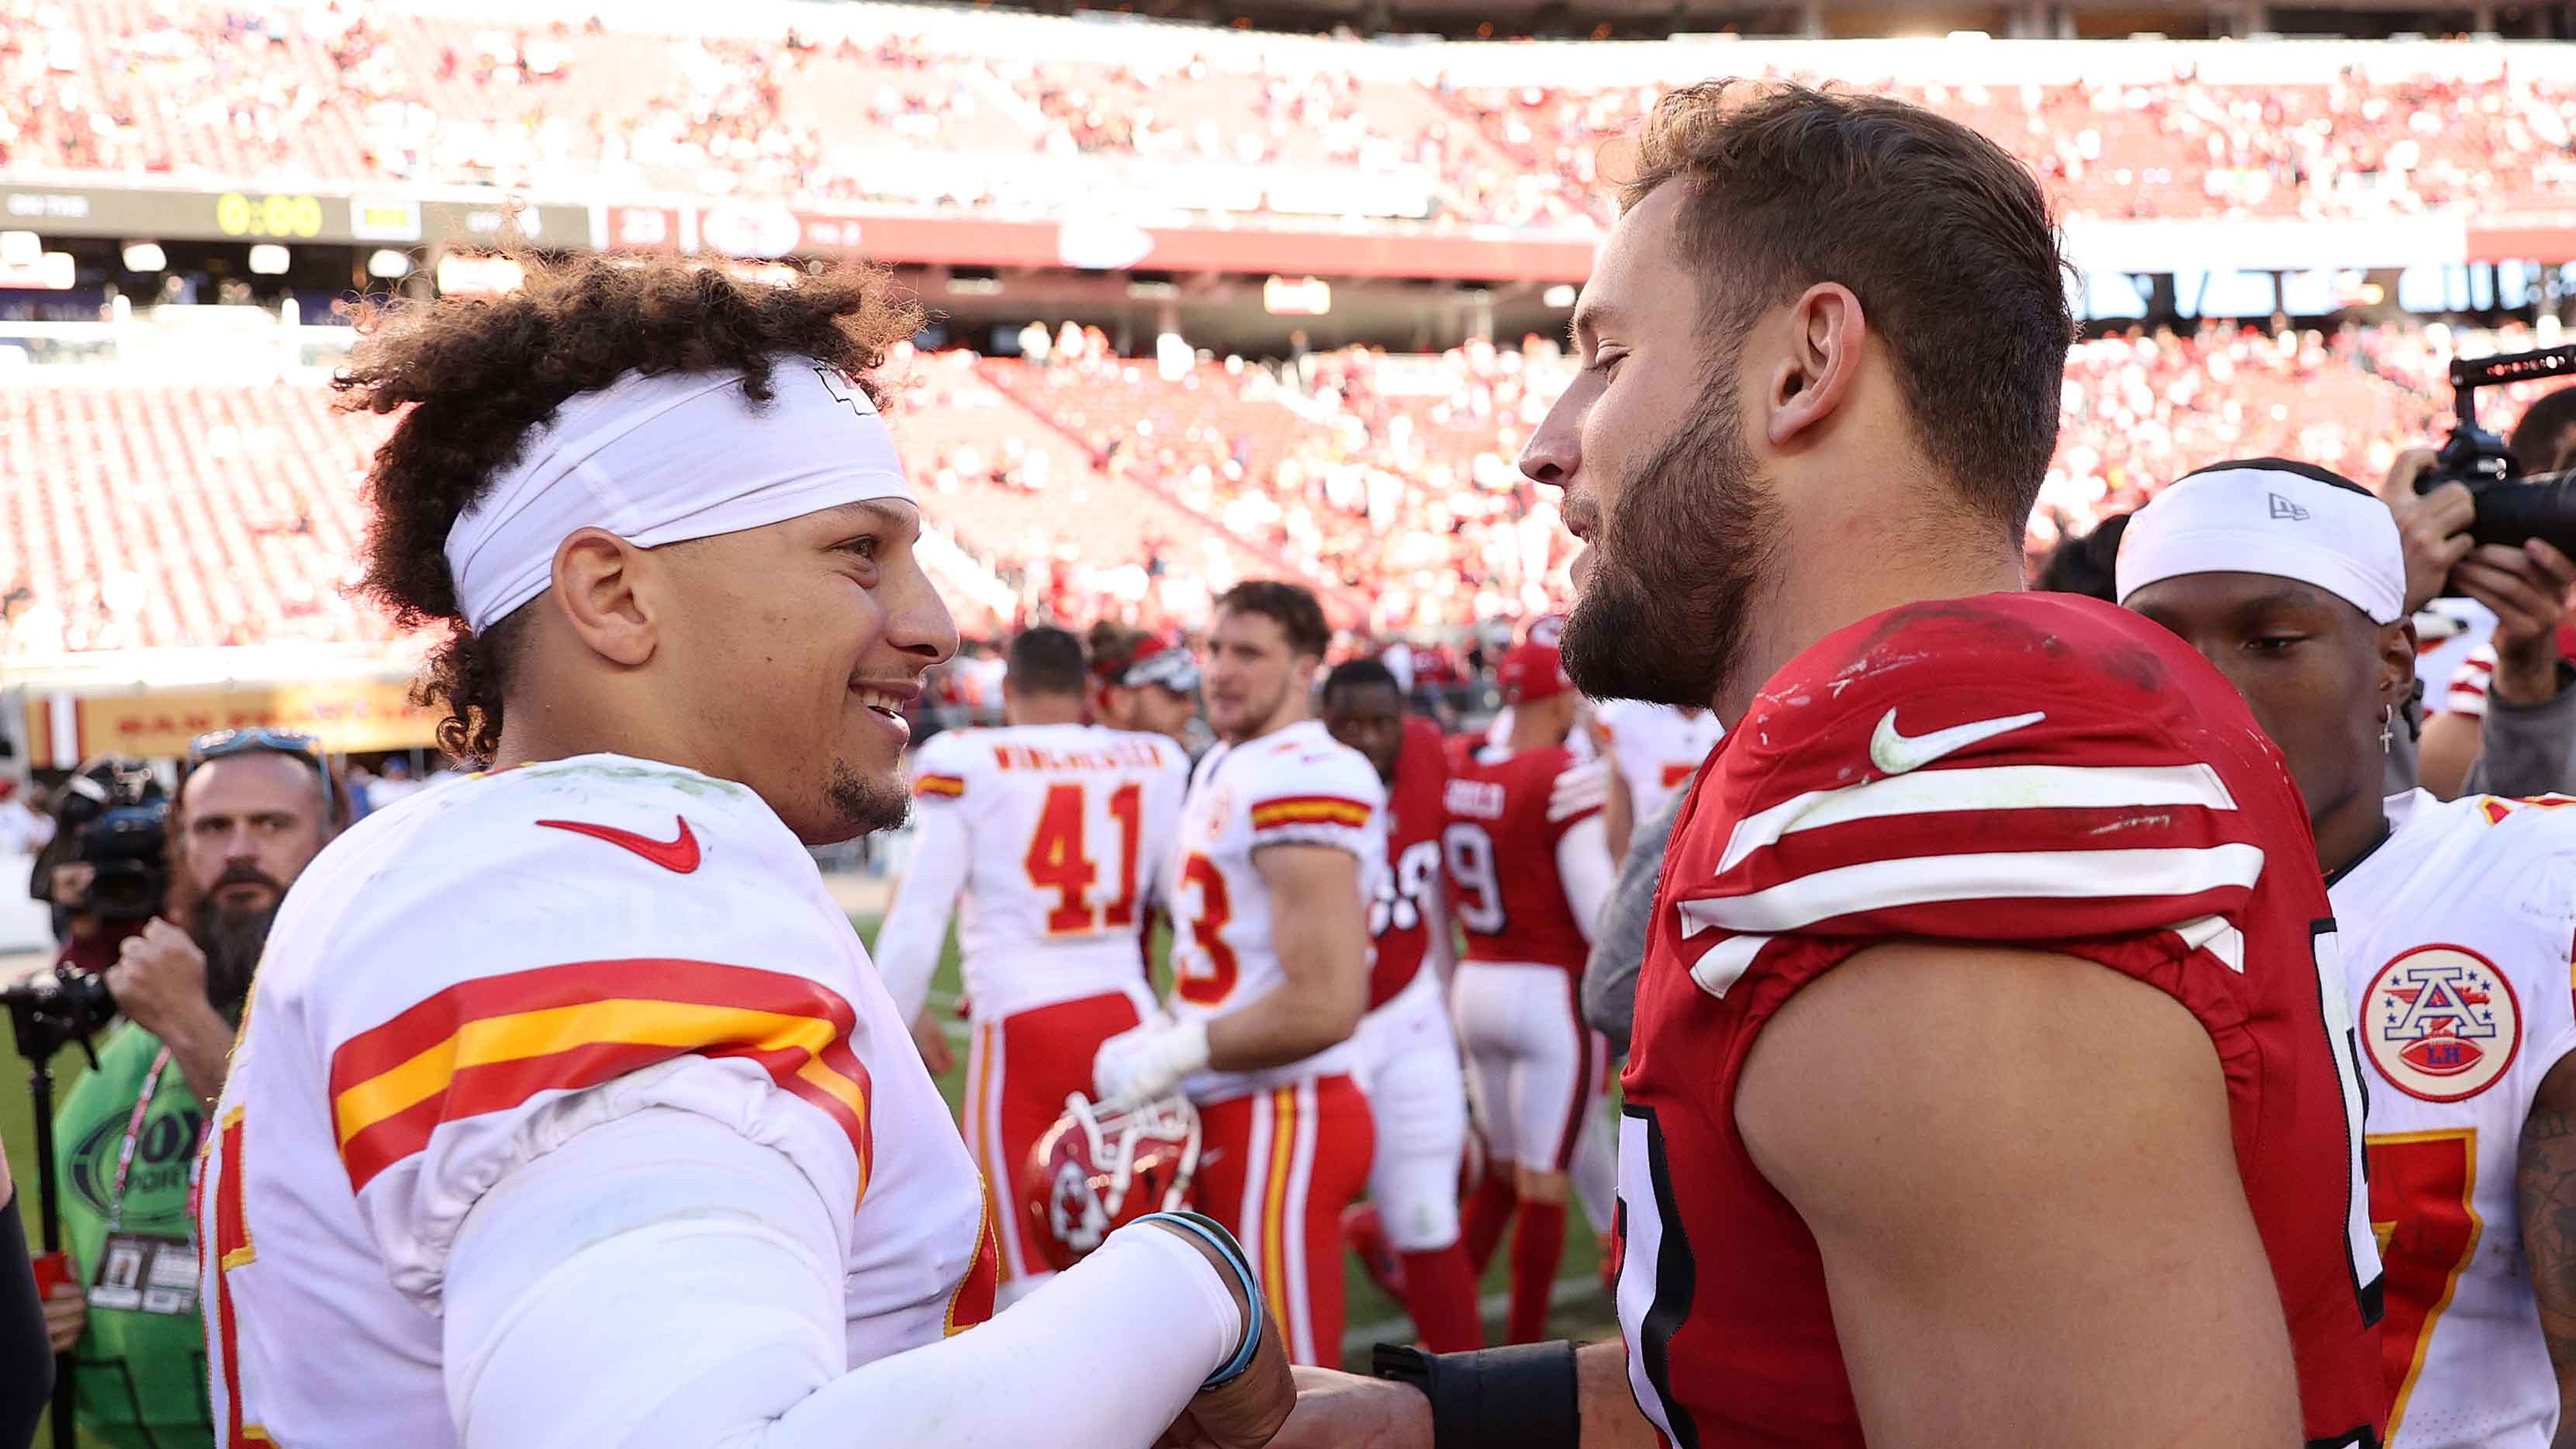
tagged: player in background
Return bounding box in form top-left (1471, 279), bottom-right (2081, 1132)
top-left (1590, 699), bottom-right (1722, 866)
top-left (1442, 638), bottom-right (1615, 1346)
top-left (197, 257), bottom-right (1287, 1449)
top-left (1091, 625), bottom-right (1205, 754)
top-left (1277, 81), bottom-right (2380, 1449)
top-left (873, 624), bottom-right (1190, 1307)
top-left (2123, 459), bottom-right (2576, 1448)
top-left (1091, 581), bottom-right (1381, 1366)
top-left (1321, 659), bottom-right (1484, 1354)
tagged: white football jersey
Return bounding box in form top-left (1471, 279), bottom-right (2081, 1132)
top-left (2332, 790), bottom-right (2576, 1449)
top-left (198, 756), bottom-right (995, 1448)
top-left (1592, 699), bottom-right (1724, 835)
top-left (880, 724), bottom-right (1188, 1022)
top-left (1166, 718), bottom-right (1386, 1103)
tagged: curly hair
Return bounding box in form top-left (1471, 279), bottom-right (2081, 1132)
top-left (337, 254), bottom-right (924, 763)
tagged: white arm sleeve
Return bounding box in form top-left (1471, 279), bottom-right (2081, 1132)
top-left (873, 803), bottom-right (972, 1022)
top-left (444, 1107), bottom-right (1240, 1449)
top-left (1556, 814), bottom-right (1615, 946)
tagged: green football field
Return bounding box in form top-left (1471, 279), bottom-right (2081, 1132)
top-left (0, 909), bottom-right (1615, 1444)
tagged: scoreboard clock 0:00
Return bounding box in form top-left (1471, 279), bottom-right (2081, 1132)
top-left (213, 192), bottom-right (324, 240)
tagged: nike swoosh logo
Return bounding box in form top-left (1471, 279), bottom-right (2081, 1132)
top-left (1868, 708), bottom-right (2047, 776)
top-left (536, 814), bottom-right (702, 873)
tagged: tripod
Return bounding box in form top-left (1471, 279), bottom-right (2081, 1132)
top-left (5, 974), bottom-right (107, 1449)
top-left (25, 1057), bottom-right (71, 1449)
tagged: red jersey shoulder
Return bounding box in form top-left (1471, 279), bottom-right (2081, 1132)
top-left (1721, 591), bottom-right (2284, 805)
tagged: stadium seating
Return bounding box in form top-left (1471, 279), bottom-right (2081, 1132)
top-left (11, 0), bottom-right (2576, 227)
top-left (4, 319), bottom-right (2540, 655)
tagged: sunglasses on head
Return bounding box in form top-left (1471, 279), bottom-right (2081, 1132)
top-left (185, 728), bottom-right (340, 824)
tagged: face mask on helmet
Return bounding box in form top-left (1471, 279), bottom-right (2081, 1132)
top-left (1019, 1092), bottom-right (1203, 1272)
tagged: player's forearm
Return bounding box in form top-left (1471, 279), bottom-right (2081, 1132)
top-left (445, 1108), bottom-right (1242, 1449)
top-left (1604, 774), bottom-right (1634, 870)
top-left (1577, 1341), bottom-right (1662, 1449)
top-left (1204, 970), bottom-right (1364, 1071)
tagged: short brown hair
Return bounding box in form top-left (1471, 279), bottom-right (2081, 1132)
top-left (1621, 81), bottom-right (2073, 534)
top-left (1214, 580), bottom-right (1329, 659)
top-left (337, 254), bottom-right (922, 763)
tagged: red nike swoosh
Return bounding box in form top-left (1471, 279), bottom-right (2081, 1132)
top-left (535, 814), bottom-right (702, 874)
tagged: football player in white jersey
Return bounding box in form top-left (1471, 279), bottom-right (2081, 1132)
top-left (874, 624), bottom-right (1189, 1305)
top-left (1590, 697), bottom-right (1723, 866)
top-left (2124, 458), bottom-right (2576, 1448)
top-left (1091, 579), bottom-right (1382, 1365)
top-left (194, 257), bottom-right (1287, 1449)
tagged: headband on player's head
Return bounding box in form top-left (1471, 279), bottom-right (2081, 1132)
top-left (444, 359), bottom-right (916, 633)
top-left (2115, 458), bottom-right (2405, 626)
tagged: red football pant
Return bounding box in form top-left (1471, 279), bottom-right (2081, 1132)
top-left (961, 990), bottom-right (1149, 1292)
top-left (1193, 1074), bottom-right (1376, 1366)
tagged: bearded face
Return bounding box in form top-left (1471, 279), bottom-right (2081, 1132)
top-left (1561, 358), bottom-right (1785, 712)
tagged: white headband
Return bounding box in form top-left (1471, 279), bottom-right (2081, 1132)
top-left (2116, 461), bottom-right (2406, 626)
top-left (445, 360), bottom-right (915, 631)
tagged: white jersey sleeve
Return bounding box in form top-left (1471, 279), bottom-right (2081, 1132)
top-left (875, 732), bottom-right (980, 1022)
top-left (1242, 738), bottom-right (1384, 859)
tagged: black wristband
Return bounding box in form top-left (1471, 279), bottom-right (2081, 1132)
top-left (1371, 1340), bottom-right (1579, 1449)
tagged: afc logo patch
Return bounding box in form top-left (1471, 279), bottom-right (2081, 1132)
top-left (2361, 944), bottom-right (2522, 1103)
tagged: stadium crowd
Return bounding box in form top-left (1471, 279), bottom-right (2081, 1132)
top-left (0, 315), bottom-right (2537, 659)
top-left (9, 0), bottom-right (2576, 227)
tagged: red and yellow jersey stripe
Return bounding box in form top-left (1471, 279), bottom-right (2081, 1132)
top-left (326, 958), bottom-right (873, 1203)
top-left (1248, 795), bottom-right (1371, 831)
top-left (912, 774), bottom-right (967, 800)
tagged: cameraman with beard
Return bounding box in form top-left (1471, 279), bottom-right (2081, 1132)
top-left (41, 728), bottom-right (339, 1449)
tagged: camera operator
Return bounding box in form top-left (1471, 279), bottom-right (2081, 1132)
top-left (29, 759), bottom-right (164, 976)
top-left (39, 728), bottom-right (339, 1449)
top-left (2383, 437), bottom-right (2576, 801)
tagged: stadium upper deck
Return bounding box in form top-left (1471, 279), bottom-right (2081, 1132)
top-left (2, 312), bottom-right (2549, 655)
top-left (6, 0), bottom-right (2576, 241)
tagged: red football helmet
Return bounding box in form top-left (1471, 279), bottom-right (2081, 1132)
top-left (1020, 1092), bottom-right (1202, 1271)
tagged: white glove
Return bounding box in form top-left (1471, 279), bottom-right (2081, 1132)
top-left (1091, 1018), bottom-right (1212, 1108)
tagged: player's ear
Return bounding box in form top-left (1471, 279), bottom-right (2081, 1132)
top-left (2375, 619), bottom-right (2416, 711)
top-left (548, 527), bottom-right (659, 669)
top-left (1765, 282), bottom-right (1866, 450)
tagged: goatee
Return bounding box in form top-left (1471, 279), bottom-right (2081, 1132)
top-left (825, 760), bottom-right (911, 841)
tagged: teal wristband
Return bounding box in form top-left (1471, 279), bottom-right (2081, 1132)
top-left (1136, 1210), bottom-right (1264, 1388)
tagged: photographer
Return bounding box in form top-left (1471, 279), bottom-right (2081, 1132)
top-left (39, 728), bottom-right (338, 1449)
top-left (2383, 438), bottom-right (2576, 801)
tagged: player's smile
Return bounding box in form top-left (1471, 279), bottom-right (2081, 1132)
top-left (849, 676), bottom-right (918, 743)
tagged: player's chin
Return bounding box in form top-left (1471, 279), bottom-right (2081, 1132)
top-left (821, 759), bottom-right (911, 841)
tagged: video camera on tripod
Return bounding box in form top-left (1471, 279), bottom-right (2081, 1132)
top-left (2422, 344), bottom-right (2576, 555)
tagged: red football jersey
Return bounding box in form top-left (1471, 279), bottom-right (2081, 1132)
top-left (1440, 736), bottom-right (1603, 973)
top-left (1616, 592), bottom-right (2384, 1447)
top-left (1368, 718), bottom-right (1451, 1010)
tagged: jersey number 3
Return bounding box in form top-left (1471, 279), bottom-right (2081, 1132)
top-left (1174, 854), bottom-right (1241, 1006)
top-left (1025, 782), bottom-right (1144, 935)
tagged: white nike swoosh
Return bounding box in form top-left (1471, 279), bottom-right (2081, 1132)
top-left (1868, 708), bottom-right (2048, 776)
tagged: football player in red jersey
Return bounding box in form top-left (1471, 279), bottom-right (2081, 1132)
top-left (1443, 638), bottom-right (1616, 1346)
top-left (1323, 658), bottom-right (1485, 1354)
top-left (1274, 81), bottom-right (2383, 1449)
